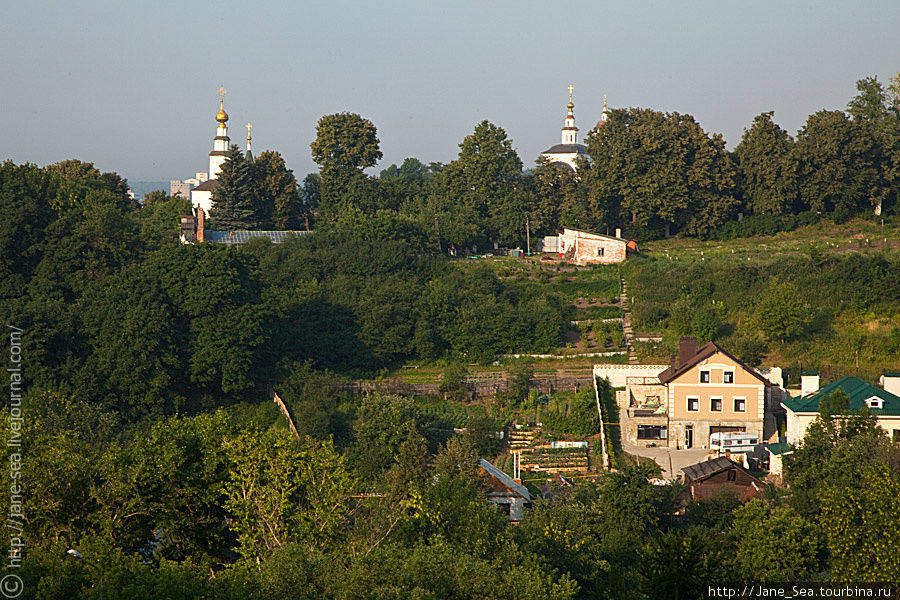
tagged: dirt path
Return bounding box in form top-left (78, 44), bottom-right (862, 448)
top-left (620, 275), bottom-right (638, 364)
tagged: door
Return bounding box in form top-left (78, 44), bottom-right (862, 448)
top-left (685, 425), bottom-right (693, 449)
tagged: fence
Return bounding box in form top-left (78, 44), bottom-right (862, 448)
top-left (345, 376), bottom-right (594, 399)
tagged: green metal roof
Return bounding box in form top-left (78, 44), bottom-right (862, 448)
top-left (883, 372), bottom-right (900, 377)
top-left (765, 442), bottom-right (792, 456)
top-left (800, 371), bottom-right (819, 376)
top-left (781, 376), bottom-right (900, 416)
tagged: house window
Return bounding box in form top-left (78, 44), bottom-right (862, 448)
top-left (687, 397), bottom-right (699, 412)
top-left (724, 371), bottom-right (734, 384)
top-left (597, 247), bottom-right (605, 257)
top-left (734, 397), bottom-right (746, 412)
top-left (866, 397), bottom-right (883, 409)
top-left (637, 425), bottom-right (667, 440)
top-left (700, 370), bottom-right (710, 383)
top-left (727, 470), bottom-right (736, 482)
top-left (711, 397), bottom-right (723, 412)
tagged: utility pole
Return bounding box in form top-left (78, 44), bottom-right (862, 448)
top-left (526, 214), bottom-right (531, 256)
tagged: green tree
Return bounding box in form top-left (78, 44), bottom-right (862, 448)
top-left (254, 150), bottom-right (301, 229)
top-left (223, 430), bottom-right (355, 562)
top-left (209, 146), bottom-right (259, 230)
top-left (734, 112), bottom-right (799, 215)
top-left (311, 112), bottom-right (383, 220)
top-left (583, 108), bottom-right (739, 238)
top-left (731, 499), bottom-right (821, 582)
top-left (754, 279), bottom-right (812, 344)
top-left (439, 362), bottom-right (470, 401)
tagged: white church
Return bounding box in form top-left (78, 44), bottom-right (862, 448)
top-left (540, 85), bottom-right (608, 171)
top-left (170, 87), bottom-right (252, 217)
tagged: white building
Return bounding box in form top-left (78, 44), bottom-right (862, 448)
top-left (190, 87), bottom-right (233, 216)
top-left (540, 87), bottom-right (608, 172)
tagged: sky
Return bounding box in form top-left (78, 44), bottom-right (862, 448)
top-left (1, 1), bottom-right (898, 184)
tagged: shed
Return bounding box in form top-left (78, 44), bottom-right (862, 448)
top-left (479, 459), bottom-right (532, 522)
top-left (681, 456), bottom-right (762, 502)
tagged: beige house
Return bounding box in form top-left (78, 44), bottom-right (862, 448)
top-left (617, 338), bottom-right (778, 450)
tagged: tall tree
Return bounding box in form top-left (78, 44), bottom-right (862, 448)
top-left (793, 110), bottom-right (887, 219)
top-left (209, 146), bottom-right (259, 230)
top-left (253, 150), bottom-right (301, 229)
top-left (733, 112), bottom-right (799, 215)
top-left (310, 112), bottom-right (383, 220)
top-left (583, 108), bottom-right (738, 238)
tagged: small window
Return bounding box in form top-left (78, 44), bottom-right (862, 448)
top-left (711, 397), bottom-right (723, 412)
top-left (734, 397), bottom-right (746, 412)
top-left (727, 470), bottom-right (736, 482)
top-left (700, 370), bottom-right (710, 383)
top-left (866, 397), bottom-right (883, 409)
top-left (597, 247), bottom-right (604, 257)
top-left (724, 371), bottom-right (734, 384)
top-left (687, 397), bottom-right (699, 412)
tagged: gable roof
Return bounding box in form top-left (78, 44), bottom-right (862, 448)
top-left (657, 341), bottom-right (771, 386)
top-left (781, 376), bottom-right (900, 416)
top-left (681, 456), bottom-right (759, 484)
top-left (479, 459), bottom-right (532, 500)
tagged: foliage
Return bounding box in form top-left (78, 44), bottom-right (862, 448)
top-left (210, 146), bottom-right (260, 230)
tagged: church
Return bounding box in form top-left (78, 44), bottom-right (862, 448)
top-left (539, 86), bottom-right (608, 171)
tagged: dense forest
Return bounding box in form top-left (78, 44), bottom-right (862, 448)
top-left (3, 74), bottom-right (900, 597)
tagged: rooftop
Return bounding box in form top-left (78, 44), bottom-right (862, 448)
top-left (782, 376), bottom-right (900, 416)
top-left (204, 230), bottom-right (310, 245)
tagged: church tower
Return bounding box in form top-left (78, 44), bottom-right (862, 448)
top-left (561, 84), bottom-right (579, 144)
top-left (208, 86), bottom-right (230, 178)
top-left (595, 94), bottom-right (609, 130)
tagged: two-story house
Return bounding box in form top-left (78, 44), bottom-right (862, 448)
top-left (648, 338), bottom-right (774, 450)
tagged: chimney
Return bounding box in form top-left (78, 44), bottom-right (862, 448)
top-left (196, 207), bottom-right (205, 243)
top-left (678, 337), bottom-right (698, 367)
top-left (800, 372), bottom-right (820, 396)
top-left (615, 228), bottom-right (622, 239)
top-left (880, 372), bottom-right (900, 396)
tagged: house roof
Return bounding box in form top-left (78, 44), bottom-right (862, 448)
top-left (657, 341), bottom-right (771, 386)
top-left (204, 230), bottom-right (309, 245)
top-left (479, 459), bottom-right (532, 500)
top-left (192, 179), bottom-right (218, 192)
top-left (560, 227), bottom-right (627, 244)
top-left (541, 143), bottom-right (587, 155)
top-left (681, 456), bottom-right (758, 484)
top-left (765, 442), bottom-right (792, 456)
top-left (781, 376), bottom-right (900, 416)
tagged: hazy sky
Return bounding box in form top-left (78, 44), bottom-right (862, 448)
top-left (1, 1), bottom-right (897, 183)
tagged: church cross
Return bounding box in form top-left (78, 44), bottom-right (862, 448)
top-left (218, 86), bottom-right (226, 104)
top-left (568, 84), bottom-right (574, 100)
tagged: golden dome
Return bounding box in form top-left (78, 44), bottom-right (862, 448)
top-left (567, 101), bottom-right (574, 110)
top-left (216, 103), bottom-right (229, 124)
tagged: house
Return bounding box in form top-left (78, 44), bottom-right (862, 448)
top-left (539, 227), bottom-right (630, 265)
top-left (781, 376), bottom-right (900, 445)
top-left (478, 459), bottom-right (532, 522)
top-left (615, 337), bottom-right (780, 450)
top-left (681, 456), bottom-right (763, 502)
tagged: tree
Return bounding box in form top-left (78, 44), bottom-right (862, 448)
top-left (754, 279), bottom-right (812, 344)
top-left (209, 146), bottom-right (259, 230)
top-left (583, 108), bottom-right (739, 238)
top-left (734, 112), bottom-right (799, 215)
top-left (793, 110), bottom-right (887, 219)
top-left (848, 76), bottom-right (891, 123)
top-left (223, 430), bottom-right (355, 562)
top-left (253, 150), bottom-right (302, 230)
top-left (310, 113), bottom-right (383, 220)
top-left (439, 362), bottom-right (469, 401)
top-left (507, 360), bottom-right (534, 402)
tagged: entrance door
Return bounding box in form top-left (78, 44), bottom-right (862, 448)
top-left (685, 425), bottom-right (693, 449)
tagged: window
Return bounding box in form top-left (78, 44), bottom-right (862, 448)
top-left (734, 397), bottom-right (746, 412)
top-left (711, 397), bottom-right (723, 412)
top-left (637, 425), bottom-right (667, 440)
top-left (700, 370), bottom-right (710, 383)
top-left (597, 247), bottom-right (604, 256)
top-left (866, 397), bottom-right (883, 409)
top-left (894, 430), bottom-right (900, 443)
top-left (687, 397), bottom-right (699, 412)
top-left (724, 371), bottom-right (734, 384)
top-left (727, 470), bottom-right (737, 482)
